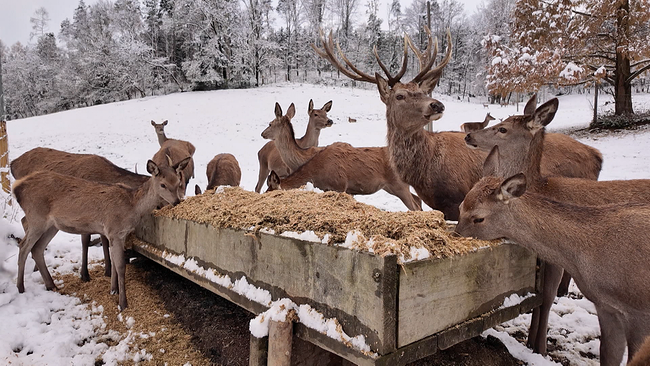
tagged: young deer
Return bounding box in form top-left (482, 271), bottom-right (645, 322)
top-left (195, 153), bottom-right (241, 194)
top-left (459, 112), bottom-right (495, 133)
top-left (255, 100), bottom-right (333, 193)
top-left (455, 172), bottom-right (650, 366)
top-left (13, 157), bottom-right (189, 310)
top-left (151, 120), bottom-right (196, 188)
top-left (10, 147), bottom-right (158, 282)
top-left (312, 28), bottom-right (602, 220)
top-left (465, 97), bottom-right (650, 355)
top-left (262, 104), bottom-right (422, 211)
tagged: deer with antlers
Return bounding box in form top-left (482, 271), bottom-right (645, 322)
top-left (13, 157), bottom-right (189, 310)
top-left (460, 112), bottom-right (496, 133)
top-left (312, 28), bottom-right (602, 220)
top-left (262, 103), bottom-right (422, 211)
top-left (255, 100), bottom-right (333, 193)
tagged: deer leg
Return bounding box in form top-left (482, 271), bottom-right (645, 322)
top-left (17, 226), bottom-right (48, 293)
top-left (30, 227), bottom-right (60, 291)
top-left (100, 235), bottom-right (111, 277)
top-left (382, 184), bottom-right (422, 211)
top-left (597, 305), bottom-right (627, 366)
top-left (80, 234), bottom-right (92, 282)
top-left (527, 261), bottom-right (563, 355)
top-left (626, 313), bottom-right (650, 361)
top-left (255, 161), bottom-right (270, 193)
top-left (109, 237), bottom-right (128, 310)
top-left (556, 271), bottom-right (572, 297)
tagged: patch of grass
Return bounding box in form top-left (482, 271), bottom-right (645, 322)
top-left (590, 111), bottom-right (650, 130)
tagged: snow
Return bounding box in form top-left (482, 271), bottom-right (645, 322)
top-left (2, 83), bottom-right (650, 364)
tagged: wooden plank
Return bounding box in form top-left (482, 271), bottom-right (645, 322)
top-left (397, 243), bottom-right (537, 347)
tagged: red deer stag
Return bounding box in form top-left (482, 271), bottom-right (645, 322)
top-left (255, 100), bottom-right (333, 193)
top-left (151, 120), bottom-right (196, 189)
top-left (459, 112), bottom-right (495, 133)
top-left (195, 153), bottom-right (242, 194)
top-left (455, 172), bottom-right (650, 366)
top-left (13, 157), bottom-right (189, 310)
top-left (262, 103), bottom-right (422, 211)
top-left (312, 28), bottom-right (602, 220)
top-left (466, 98), bottom-right (650, 355)
top-left (9, 147), bottom-right (177, 282)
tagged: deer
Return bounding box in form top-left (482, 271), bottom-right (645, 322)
top-left (151, 120), bottom-right (196, 188)
top-left (463, 97), bottom-right (650, 356)
top-left (630, 336), bottom-right (650, 366)
top-left (262, 103), bottom-right (422, 211)
top-left (455, 170), bottom-right (650, 366)
top-left (194, 153), bottom-right (241, 195)
top-left (13, 157), bottom-right (189, 310)
top-left (459, 112), bottom-right (495, 133)
top-left (254, 100), bottom-right (333, 193)
top-left (312, 27), bottom-right (603, 221)
top-left (9, 147), bottom-right (177, 282)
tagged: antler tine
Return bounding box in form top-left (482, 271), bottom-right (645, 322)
top-left (409, 27), bottom-right (441, 84)
top-left (421, 29), bottom-right (453, 83)
top-left (372, 35), bottom-right (409, 86)
top-left (311, 29), bottom-right (378, 85)
top-left (407, 27), bottom-right (434, 72)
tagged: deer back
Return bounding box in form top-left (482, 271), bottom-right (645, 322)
top-left (206, 153), bottom-right (241, 189)
top-left (153, 141), bottom-right (195, 184)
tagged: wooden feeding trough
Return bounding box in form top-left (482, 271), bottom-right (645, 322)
top-left (132, 188), bottom-right (541, 365)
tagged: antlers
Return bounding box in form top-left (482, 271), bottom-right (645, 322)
top-left (312, 27), bottom-right (453, 88)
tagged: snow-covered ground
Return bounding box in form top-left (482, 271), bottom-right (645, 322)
top-left (1, 83), bottom-right (649, 365)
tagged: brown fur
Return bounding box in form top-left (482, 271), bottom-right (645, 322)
top-left (266, 143), bottom-right (422, 211)
top-left (630, 336), bottom-right (650, 366)
top-left (151, 120), bottom-right (196, 187)
top-left (456, 174), bottom-right (650, 366)
top-left (13, 158), bottom-right (189, 310)
top-left (10, 147), bottom-right (153, 282)
top-left (206, 153), bottom-right (241, 189)
top-left (460, 113), bottom-right (495, 133)
top-left (255, 100), bottom-right (333, 193)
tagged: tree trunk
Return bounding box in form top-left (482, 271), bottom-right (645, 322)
top-left (614, 0), bottom-right (633, 115)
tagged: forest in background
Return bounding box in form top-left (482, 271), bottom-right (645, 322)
top-left (0, 0), bottom-right (648, 120)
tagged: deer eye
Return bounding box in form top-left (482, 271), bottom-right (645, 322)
top-left (473, 217), bottom-right (484, 224)
top-left (160, 184), bottom-right (167, 189)
top-left (498, 127), bottom-right (507, 133)
top-left (396, 94), bottom-right (405, 100)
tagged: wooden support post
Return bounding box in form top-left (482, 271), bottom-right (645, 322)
top-left (268, 320), bottom-right (293, 366)
top-left (0, 120), bottom-right (9, 194)
top-left (250, 335), bottom-right (268, 366)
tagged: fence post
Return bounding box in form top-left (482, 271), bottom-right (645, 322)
top-left (0, 120), bottom-right (9, 194)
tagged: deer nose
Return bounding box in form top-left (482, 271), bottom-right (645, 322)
top-left (326, 119), bottom-right (333, 126)
top-left (465, 134), bottom-right (472, 143)
top-left (430, 101), bottom-right (445, 114)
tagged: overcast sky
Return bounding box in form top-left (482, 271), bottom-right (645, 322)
top-left (0, 0), bottom-right (485, 47)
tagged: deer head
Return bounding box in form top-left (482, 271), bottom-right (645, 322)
top-left (147, 156), bottom-right (190, 206)
top-left (308, 99), bottom-right (334, 129)
top-left (261, 102), bottom-right (297, 141)
top-left (312, 27), bottom-right (452, 134)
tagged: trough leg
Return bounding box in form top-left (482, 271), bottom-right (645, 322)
top-left (268, 320), bottom-right (293, 366)
top-left (250, 335), bottom-right (268, 366)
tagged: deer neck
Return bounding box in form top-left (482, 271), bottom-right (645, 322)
top-left (132, 178), bottom-right (163, 219)
top-left (387, 125), bottom-right (437, 187)
top-left (157, 133), bottom-right (168, 147)
top-left (298, 122), bottom-right (320, 148)
top-left (274, 124), bottom-right (318, 171)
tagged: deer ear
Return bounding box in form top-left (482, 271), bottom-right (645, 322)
top-left (194, 184), bottom-right (202, 195)
top-left (419, 75), bottom-right (441, 95)
top-left (529, 98), bottom-right (558, 131)
top-left (376, 73), bottom-right (390, 104)
top-left (498, 173), bottom-right (527, 202)
top-left (174, 157), bottom-right (191, 173)
top-left (147, 160), bottom-right (160, 176)
top-left (308, 99), bottom-right (314, 113)
top-left (286, 103), bottom-right (296, 119)
top-left (483, 146), bottom-right (500, 177)
top-left (163, 120), bottom-right (168, 126)
top-left (322, 100), bottom-right (332, 112)
top-left (275, 102), bottom-right (282, 118)
top-left (523, 94), bottom-right (537, 115)
top-left (267, 171), bottom-right (281, 190)
top-left (151, 120), bottom-right (156, 126)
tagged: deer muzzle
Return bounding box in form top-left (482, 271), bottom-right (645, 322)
top-left (430, 101), bottom-right (445, 115)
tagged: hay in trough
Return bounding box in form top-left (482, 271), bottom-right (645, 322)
top-left (154, 187), bottom-right (497, 262)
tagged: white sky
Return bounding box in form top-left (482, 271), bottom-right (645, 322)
top-left (0, 0), bottom-right (485, 47)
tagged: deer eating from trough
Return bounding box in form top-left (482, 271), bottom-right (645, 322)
top-left (460, 112), bottom-right (495, 133)
top-left (254, 99), bottom-right (333, 193)
top-left (195, 153), bottom-right (242, 194)
top-left (9, 147), bottom-right (169, 282)
top-left (312, 28), bottom-right (602, 220)
top-left (262, 103), bottom-right (422, 211)
top-left (455, 172), bottom-right (650, 366)
top-left (151, 120), bottom-right (196, 189)
top-left (13, 157), bottom-right (190, 310)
